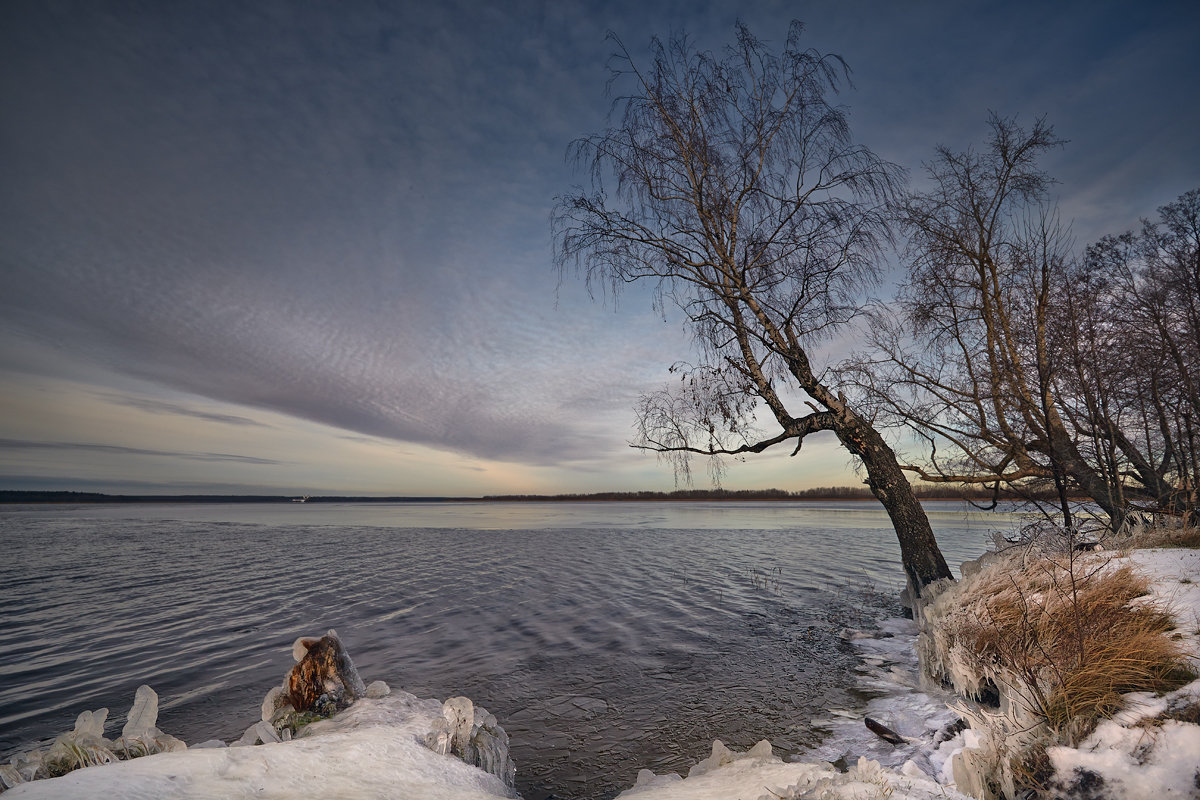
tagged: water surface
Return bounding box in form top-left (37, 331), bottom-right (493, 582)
top-left (0, 500), bottom-right (1013, 799)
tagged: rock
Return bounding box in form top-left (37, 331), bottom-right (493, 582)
top-left (365, 680), bottom-right (391, 699)
top-left (285, 629), bottom-right (366, 714)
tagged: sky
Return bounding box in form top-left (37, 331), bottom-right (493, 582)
top-left (1, 1), bottom-right (1197, 497)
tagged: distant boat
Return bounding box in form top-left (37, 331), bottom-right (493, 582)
top-left (292, 496), bottom-right (310, 503)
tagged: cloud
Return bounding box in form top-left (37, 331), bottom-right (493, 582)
top-left (95, 393), bottom-right (269, 427)
top-left (0, 438), bottom-right (283, 465)
top-left (0, 474), bottom-right (298, 495)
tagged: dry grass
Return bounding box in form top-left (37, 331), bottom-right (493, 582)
top-left (952, 557), bottom-right (1195, 744)
top-left (1120, 522), bottom-right (1200, 549)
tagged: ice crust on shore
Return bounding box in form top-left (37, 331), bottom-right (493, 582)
top-left (802, 617), bottom-right (968, 785)
top-left (618, 740), bottom-right (969, 800)
top-left (5, 693), bottom-right (518, 800)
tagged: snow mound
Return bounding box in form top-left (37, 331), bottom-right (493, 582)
top-left (4, 693), bottom-right (518, 799)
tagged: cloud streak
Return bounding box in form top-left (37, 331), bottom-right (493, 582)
top-left (95, 393), bottom-right (269, 427)
top-left (0, 439), bottom-right (283, 466)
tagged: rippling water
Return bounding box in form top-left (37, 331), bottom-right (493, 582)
top-left (0, 501), bottom-right (1014, 799)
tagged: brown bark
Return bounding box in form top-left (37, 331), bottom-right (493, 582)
top-left (835, 411), bottom-right (953, 594)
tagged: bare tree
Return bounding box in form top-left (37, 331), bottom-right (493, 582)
top-left (841, 116), bottom-right (1112, 526)
top-left (848, 115), bottom-right (1196, 530)
top-left (554, 22), bottom-right (952, 594)
top-left (1083, 190), bottom-right (1200, 520)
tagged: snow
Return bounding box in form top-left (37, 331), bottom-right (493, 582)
top-left (618, 742), bottom-right (968, 800)
top-left (1044, 548), bottom-right (1200, 799)
top-left (5, 693), bottom-right (517, 800)
top-left (1123, 548), bottom-right (1200, 661)
top-left (798, 617), bottom-right (968, 786)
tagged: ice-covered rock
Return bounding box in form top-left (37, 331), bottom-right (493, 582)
top-left (260, 685), bottom-right (287, 722)
top-left (423, 696), bottom-right (516, 788)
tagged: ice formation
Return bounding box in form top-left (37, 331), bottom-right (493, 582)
top-left (119, 685), bottom-right (186, 757)
top-left (0, 685), bottom-right (187, 791)
top-left (798, 617), bottom-right (967, 785)
top-left (423, 696), bottom-right (517, 787)
top-left (618, 739), bottom-right (970, 800)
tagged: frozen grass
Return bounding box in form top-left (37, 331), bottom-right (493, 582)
top-left (1119, 522), bottom-right (1200, 550)
top-left (951, 557), bottom-right (1194, 745)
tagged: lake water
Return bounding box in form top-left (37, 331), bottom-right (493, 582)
top-left (0, 500), bottom-right (1018, 799)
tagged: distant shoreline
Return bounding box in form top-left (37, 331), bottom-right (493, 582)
top-left (0, 489), bottom-right (1056, 505)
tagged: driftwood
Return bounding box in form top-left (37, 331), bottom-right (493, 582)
top-left (864, 717), bottom-right (906, 745)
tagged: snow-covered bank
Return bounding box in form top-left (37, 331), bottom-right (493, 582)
top-left (4, 692), bottom-right (516, 799)
top-left (0, 625), bottom-right (975, 800)
top-left (918, 543), bottom-right (1200, 799)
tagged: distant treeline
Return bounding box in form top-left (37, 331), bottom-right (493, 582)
top-left (3, 486), bottom-right (1075, 505)
top-left (483, 485), bottom-right (1062, 502)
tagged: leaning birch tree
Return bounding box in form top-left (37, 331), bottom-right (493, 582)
top-left (553, 23), bottom-right (952, 594)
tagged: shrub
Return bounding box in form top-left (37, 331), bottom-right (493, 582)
top-left (952, 555), bottom-right (1194, 745)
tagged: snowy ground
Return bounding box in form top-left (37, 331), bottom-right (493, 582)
top-left (6, 547), bottom-right (1195, 800)
top-left (4, 693), bottom-right (517, 800)
top-left (1044, 548), bottom-right (1200, 799)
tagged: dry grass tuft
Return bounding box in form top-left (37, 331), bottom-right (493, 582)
top-left (1121, 523), bottom-right (1200, 550)
top-left (952, 558), bottom-right (1195, 744)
